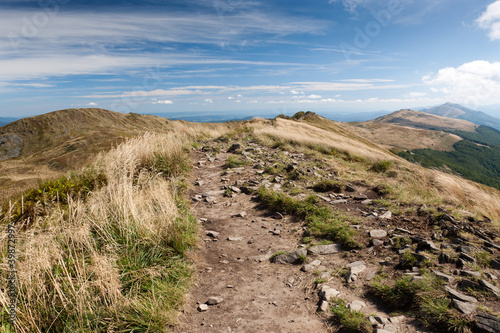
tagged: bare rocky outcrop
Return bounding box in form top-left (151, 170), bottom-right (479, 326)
top-left (0, 134), bottom-right (23, 161)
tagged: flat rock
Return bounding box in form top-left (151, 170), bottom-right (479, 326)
top-left (445, 286), bottom-right (477, 303)
top-left (460, 252), bottom-right (476, 263)
top-left (234, 211), bottom-right (247, 218)
top-left (418, 240), bottom-right (440, 253)
top-left (346, 261), bottom-right (367, 283)
top-left (453, 299), bottom-right (477, 315)
top-left (227, 237), bottom-right (243, 241)
top-left (372, 239), bottom-right (384, 247)
top-left (461, 270), bottom-right (481, 278)
top-left (475, 311), bottom-right (500, 333)
top-left (379, 211), bottom-right (392, 219)
top-left (198, 303), bottom-right (209, 311)
top-left (479, 279), bottom-right (500, 296)
top-left (207, 296), bottom-right (224, 305)
top-left (354, 194), bottom-right (368, 200)
top-left (315, 194), bottom-right (331, 202)
top-left (271, 248), bottom-right (307, 264)
top-left (205, 230), bottom-right (220, 238)
top-left (331, 199), bottom-right (348, 204)
top-left (432, 270), bottom-right (454, 283)
top-left (308, 243), bottom-right (342, 255)
top-left (370, 229), bottom-right (387, 238)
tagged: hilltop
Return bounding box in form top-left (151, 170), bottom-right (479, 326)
top-left (2, 109), bottom-right (500, 333)
top-left (371, 109), bottom-right (478, 132)
top-left (421, 102), bottom-right (500, 131)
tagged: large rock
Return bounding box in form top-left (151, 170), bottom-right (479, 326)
top-left (432, 270), bottom-right (454, 284)
top-left (319, 285), bottom-right (340, 301)
top-left (453, 299), bottom-right (477, 315)
top-left (271, 248), bottom-right (307, 264)
top-left (475, 312), bottom-right (500, 333)
top-left (308, 243), bottom-right (342, 255)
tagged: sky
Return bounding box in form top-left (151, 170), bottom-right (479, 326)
top-left (1, 0), bottom-right (500, 118)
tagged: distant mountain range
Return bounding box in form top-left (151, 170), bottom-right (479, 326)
top-left (420, 102), bottom-right (500, 131)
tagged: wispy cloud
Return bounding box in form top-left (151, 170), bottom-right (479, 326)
top-left (476, 1), bottom-right (500, 40)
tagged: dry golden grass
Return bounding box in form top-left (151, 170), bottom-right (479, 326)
top-left (248, 116), bottom-right (500, 222)
top-left (0, 124), bottom-right (228, 332)
top-left (373, 109), bottom-right (478, 132)
top-left (345, 122), bottom-right (462, 152)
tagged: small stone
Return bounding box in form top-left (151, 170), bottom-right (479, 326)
top-left (380, 211), bottom-right (392, 219)
top-left (198, 304), bottom-right (209, 312)
top-left (354, 194), bottom-right (368, 200)
top-left (319, 285), bottom-right (340, 301)
top-left (331, 199), bottom-right (348, 204)
top-left (372, 239), bottom-right (384, 246)
top-left (301, 260), bottom-right (321, 272)
top-left (348, 300), bottom-right (366, 311)
top-left (318, 299), bottom-right (329, 312)
top-left (205, 230), bottom-right (220, 238)
top-left (234, 211), bottom-right (247, 218)
top-left (460, 253), bottom-right (476, 263)
top-left (207, 296), bottom-right (224, 305)
top-left (370, 229), bottom-right (387, 238)
top-left (227, 237), bottom-right (243, 241)
top-left (271, 228), bottom-right (281, 235)
top-left (227, 143), bottom-right (241, 153)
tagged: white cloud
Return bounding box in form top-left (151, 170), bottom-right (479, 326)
top-left (227, 96), bottom-right (235, 99)
top-left (307, 94), bottom-right (322, 99)
top-left (404, 92), bottom-right (427, 98)
top-left (422, 60), bottom-right (500, 105)
top-left (152, 99), bottom-right (173, 104)
top-left (205, 98), bottom-right (213, 103)
top-left (477, 1), bottom-right (500, 40)
top-left (87, 102), bottom-right (98, 106)
top-left (329, 0), bottom-right (368, 13)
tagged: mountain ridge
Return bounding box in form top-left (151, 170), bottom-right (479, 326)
top-left (421, 102), bottom-right (500, 131)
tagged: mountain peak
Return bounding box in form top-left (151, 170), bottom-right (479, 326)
top-left (421, 103), bottom-right (500, 130)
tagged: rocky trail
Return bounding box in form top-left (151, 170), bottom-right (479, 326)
top-left (175, 137), bottom-right (500, 333)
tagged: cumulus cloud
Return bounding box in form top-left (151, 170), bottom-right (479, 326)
top-left (87, 102), bottom-right (98, 106)
top-left (422, 60), bottom-right (500, 105)
top-left (307, 94), bottom-right (322, 99)
top-left (152, 99), bottom-right (173, 104)
top-left (476, 1), bottom-right (500, 40)
top-left (205, 98), bottom-right (213, 103)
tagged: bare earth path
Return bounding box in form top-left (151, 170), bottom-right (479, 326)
top-left (175, 143), bottom-right (328, 333)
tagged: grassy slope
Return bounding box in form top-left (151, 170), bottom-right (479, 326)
top-left (0, 109), bottom-right (212, 201)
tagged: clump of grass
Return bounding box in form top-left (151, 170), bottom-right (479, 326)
top-left (370, 160), bottom-right (393, 173)
top-left (330, 298), bottom-right (373, 333)
top-left (476, 251), bottom-right (493, 268)
top-left (225, 156), bottom-right (249, 169)
top-left (257, 187), bottom-right (359, 249)
top-left (371, 274), bottom-right (470, 332)
top-left (312, 180), bottom-right (344, 193)
top-left (392, 237), bottom-right (411, 250)
top-left (398, 250), bottom-right (418, 269)
top-left (264, 163), bottom-right (286, 175)
top-left (0, 133), bottom-right (199, 332)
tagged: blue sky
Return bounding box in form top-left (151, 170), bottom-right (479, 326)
top-left (1, 0), bottom-right (500, 118)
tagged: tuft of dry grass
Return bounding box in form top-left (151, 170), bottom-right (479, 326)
top-left (0, 129), bottom-right (226, 332)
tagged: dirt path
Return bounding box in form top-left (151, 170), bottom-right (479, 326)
top-left (175, 143), bottom-right (328, 333)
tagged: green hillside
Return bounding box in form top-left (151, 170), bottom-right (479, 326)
top-left (399, 125), bottom-right (500, 189)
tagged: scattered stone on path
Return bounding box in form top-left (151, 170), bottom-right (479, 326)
top-left (348, 300), bottom-right (366, 311)
top-left (370, 229), bottom-right (387, 238)
top-left (319, 285), bottom-right (340, 301)
top-left (207, 296), bottom-right (224, 305)
top-left (354, 194), bottom-right (368, 200)
top-left (272, 212), bottom-right (284, 220)
top-left (227, 237), bottom-right (243, 241)
top-left (308, 243), bottom-right (342, 255)
top-left (233, 211), bottom-right (247, 218)
top-left (318, 299), bottom-right (329, 312)
top-left (205, 230), bottom-right (220, 238)
top-left (300, 259), bottom-right (321, 272)
top-left (372, 239), bottom-right (384, 247)
top-left (198, 304), bottom-right (209, 312)
top-left (346, 261), bottom-right (367, 283)
top-left (195, 180), bottom-right (204, 186)
top-left (271, 228), bottom-right (281, 235)
top-left (270, 248), bottom-right (307, 264)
